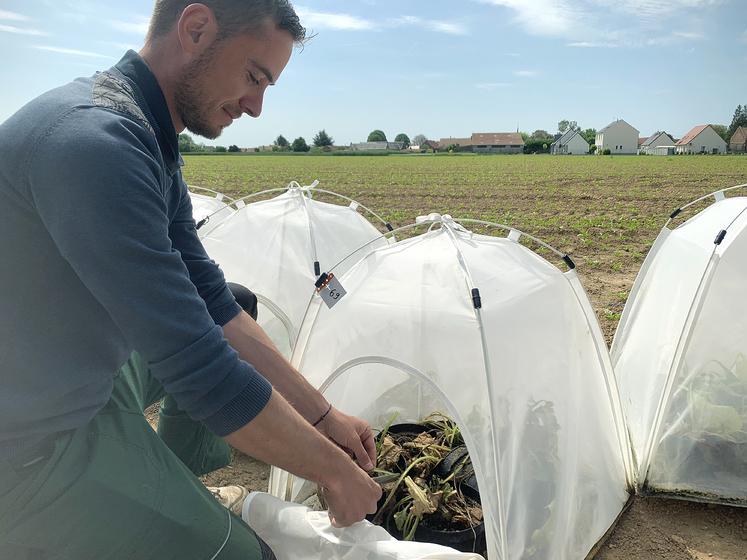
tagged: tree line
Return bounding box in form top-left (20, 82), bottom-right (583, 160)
top-left (179, 104), bottom-right (747, 154)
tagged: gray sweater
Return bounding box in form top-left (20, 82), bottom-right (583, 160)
top-left (0, 51), bottom-right (272, 457)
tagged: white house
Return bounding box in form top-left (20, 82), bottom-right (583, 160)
top-left (551, 129), bottom-right (590, 155)
top-left (640, 131), bottom-right (676, 155)
top-left (350, 141), bottom-right (404, 151)
top-left (676, 125), bottom-right (728, 154)
top-left (596, 119), bottom-right (639, 154)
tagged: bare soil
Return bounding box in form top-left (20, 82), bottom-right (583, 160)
top-left (595, 497), bottom-right (747, 560)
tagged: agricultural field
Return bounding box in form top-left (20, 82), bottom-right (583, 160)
top-left (183, 153), bottom-right (747, 342)
top-left (178, 153), bottom-right (747, 560)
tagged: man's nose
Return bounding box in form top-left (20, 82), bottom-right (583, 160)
top-left (239, 90), bottom-right (264, 119)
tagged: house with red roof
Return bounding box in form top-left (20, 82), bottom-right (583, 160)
top-left (675, 125), bottom-right (727, 154)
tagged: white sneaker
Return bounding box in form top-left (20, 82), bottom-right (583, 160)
top-left (207, 485), bottom-right (249, 516)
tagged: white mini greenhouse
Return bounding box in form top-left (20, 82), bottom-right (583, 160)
top-left (269, 214), bottom-right (633, 560)
top-left (612, 185), bottom-right (747, 505)
top-left (199, 181), bottom-right (392, 356)
top-left (188, 186), bottom-right (236, 236)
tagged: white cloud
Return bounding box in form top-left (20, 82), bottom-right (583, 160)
top-left (428, 21), bottom-right (467, 35)
top-left (0, 24), bottom-right (49, 36)
top-left (391, 15), bottom-right (467, 35)
top-left (478, 0), bottom-right (583, 37)
top-left (514, 69), bottom-right (538, 77)
top-left (32, 45), bottom-right (113, 58)
top-left (741, 30), bottom-right (747, 43)
top-left (0, 9), bottom-right (30, 21)
top-left (109, 17), bottom-right (150, 36)
top-left (597, 0), bottom-right (723, 21)
top-left (567, 41), bottom-right (616, 48)
top-left (671, 31), bottom-right (705, 40)
top-left (479, 0), bottom-right (719, 47)
top-left (295, 6), bottom-right (375, 31)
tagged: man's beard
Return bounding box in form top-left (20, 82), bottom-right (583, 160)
top-left (174, 46), bottom-right (222, 140)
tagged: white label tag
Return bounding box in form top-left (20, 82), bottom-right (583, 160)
top-left (318, 274), bottom-right (346, 309)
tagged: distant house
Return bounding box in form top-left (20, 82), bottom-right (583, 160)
top-left (438, 133), bottom-right (524, 154)
top-left (675, 125), bottom-right (727, 154)
top-left (596, 119), bottom-right (639, 154)
top-left (350, 141), bottom-right (404, 151)
top-left (640, 131), bottom-right (676, 155)
top-left (550, 129), bottom-right (590, 155)
top-left (471, 132), bottom-right (524, 154)
top-left (729, 126), bottom-right (747, 153)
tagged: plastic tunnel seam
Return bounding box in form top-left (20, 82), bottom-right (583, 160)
top-left (297, 187), bottom-right (321, 276)
top-left (441, 222), bottom-right (510, 560)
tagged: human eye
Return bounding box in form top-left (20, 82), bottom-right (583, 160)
top-left (246, 70), bottom-right (260, 86)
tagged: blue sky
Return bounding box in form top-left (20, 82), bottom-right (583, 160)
top-left (1, 0), bottom-right (745, 147)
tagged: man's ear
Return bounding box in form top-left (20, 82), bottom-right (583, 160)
top-left (176, 3), bottom-right (219, 56)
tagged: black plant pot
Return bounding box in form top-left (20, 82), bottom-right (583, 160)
top-left (372, 423), bottom-right (486, 555)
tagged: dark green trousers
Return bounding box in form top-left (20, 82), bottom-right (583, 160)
top-left (0, 353), bottom-right (273, 560)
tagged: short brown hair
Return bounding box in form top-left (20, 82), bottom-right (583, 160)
top-left (147, 0), bottom-right (306, 43)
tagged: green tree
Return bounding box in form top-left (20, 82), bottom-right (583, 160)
top-left (558, 120), bottom-right (579, 134)
top-left (394, 133), bottom-right (410, 148)
top-left (523, 139), bottom-right (551, 154)
top-left (711, 124), bottom-right (729, 143)
top-left (530, 129), bottom-right (553, 142)
top-left (412, 134), bottom-right (427, 147)
top-left (581, 128), bottom-right (597, 145)
top-left (313, 129), bottom-right (334, 147)
top-left (275, 134), bottom-right (289, 149)
top-left (367, 129), bottom-right (387, 142)
top-left (178, 133), bottom-right (199, 153)
top-left (215, 146), bottom-right (227, 153)
top-left (228, 144), bottom-right (240, 152)
top-left (727, 105), bottom-right (747, 140)
top-left (292, 136), bottom-right (310, 152)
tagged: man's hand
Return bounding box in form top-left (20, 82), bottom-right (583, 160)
top-left (318, 407), bottom-right (377, 472)
top-left (225, 391), bottom-right (381, 528)
top-left (321, 458), bottom-right (382, 528)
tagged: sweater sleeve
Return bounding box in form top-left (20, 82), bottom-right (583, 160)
top-left (27, 108), bottom-right (271, 436)
top-left (169, 174), bottom-right (242, 327)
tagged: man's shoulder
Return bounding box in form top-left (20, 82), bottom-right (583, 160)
top-left (91, 71), bottom-right (154, 136)
top-left (2, 73), bottom-right (158, 155)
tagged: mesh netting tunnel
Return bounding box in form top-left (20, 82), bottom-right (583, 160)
top-left (199, 181), bottom-right (392, 356)
top-left (612, 184), bottom-right (747, 505)
top-left (269, 214), bottom-right (633, 560)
